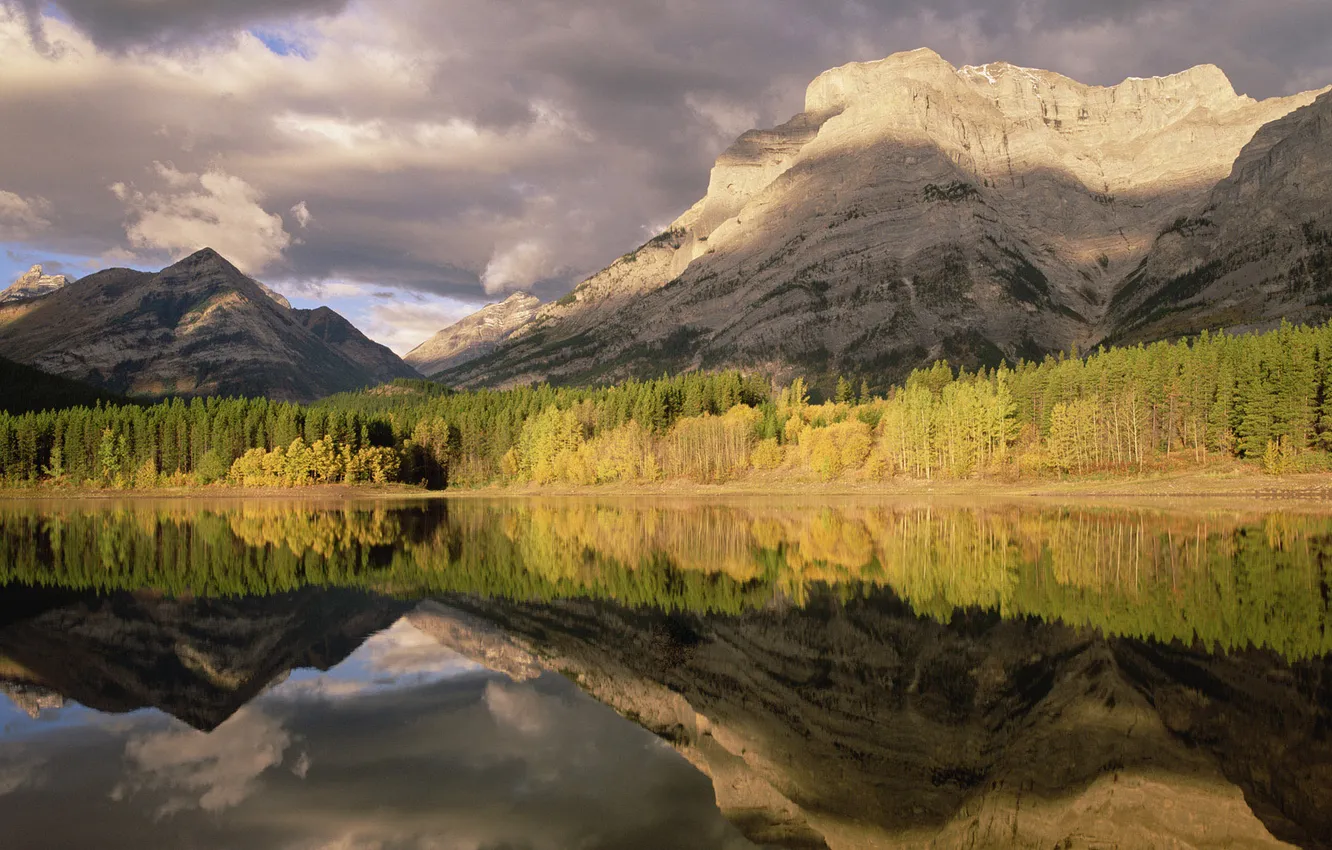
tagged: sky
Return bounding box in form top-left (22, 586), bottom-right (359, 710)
top-left (1, 1), bottom-right (1331, 353)
top-left (1, 616), bottom-right (753, 849)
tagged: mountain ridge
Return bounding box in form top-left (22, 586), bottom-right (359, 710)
top-left (428, 49), bottom-right (1330, 390)
top-left (0, 264), bottom-right (72, 304)
top-left (404, 291), bottom-right (539, 377)
top-left (0, 248), bottom-right (418, 402)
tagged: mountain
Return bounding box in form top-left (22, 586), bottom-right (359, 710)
top-left (0, 248), bottom-right (418, 402)
top-left (1109, 90), bottom-right (1332, 342)
top-left (404, 292), bottom-right (539, 377)
top-left (294, 305), bottom-right (422, 384)
top-left (441, 591), bottom-right (1332, 850)
top-left (432, 49), bottom-right (1328, 390)
top-left (0, 587), bottom-right (409, 731)
top-left (0, 264), bottom-right (71, 304)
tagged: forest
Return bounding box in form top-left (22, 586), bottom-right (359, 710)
top-left (2, 320), bottom-right (1332, 488)
top-left (0, 500), bottom-right (1327, 659)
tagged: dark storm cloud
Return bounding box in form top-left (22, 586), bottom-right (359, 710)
top-left (0, 0), bottom-right (1329, 345)
top-left (22, 0), bottom-right (350, 49)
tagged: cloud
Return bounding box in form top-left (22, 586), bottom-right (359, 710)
top-left (360, 618), bottom-right (481, 681)
top-left (0, 189), bottom-right (51, 239)
top-left (9, 0), bottom-right (350, 50)
top-left (484, 680), bottom-right (549, 738)
top-left (290, 200), bottom-right (313, 228)
top-left (365, 298), bottom-right (478, 354)
top-left (110, 165), bottom-right (292, 273)
top-left (1, 0), bottom-right (1331, 345)
top-left (0, 748), bottom-right (45, 796)
top-left (114, 705), bottom-right (292, 816)
top-left (480, 241), bottom-right (553, 295)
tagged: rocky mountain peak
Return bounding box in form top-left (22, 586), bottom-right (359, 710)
top-left (424, 48), bottom-right (1330, 390)
top-left (0, 248), bottom-right (417, 401)
top-left (404, 291), bottom-right (541, 378)
top-left (153, 247), bottom-right (292, 309)
top-left (0, 264), bottom-right (71, 304)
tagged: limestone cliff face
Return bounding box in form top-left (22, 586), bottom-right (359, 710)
top-left (0, 265), bottom-right (71, 304)
top-left (404, 292), bottom-right (539, 377)
top-left (1109, 90), bottom-right (1332, 342)
top-left (0, 248), bottom-right (418, 402)
top-left (435, 49), bottom-right (1327, 389)
top-left (441, 592), bottom-right (1331, 850)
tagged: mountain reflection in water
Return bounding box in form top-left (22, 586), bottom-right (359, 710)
top-left (0, 497), bottom-right (1329, 849)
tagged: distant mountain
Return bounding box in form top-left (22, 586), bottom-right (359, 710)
top-left (0, 248), bottom-right (418, 403)
top-left (0, 264), bottom-right (71, 304)
top-left (0, 355), bottom-right (123, 415)
top-left (431, 49), bottom-right (1329, 389)
top-left (1109, 90), bottom-right (1332, 342)
top-left (404, 292), bottom-right (539, 377)
top-left (295, 305), bottom-right (422, 384)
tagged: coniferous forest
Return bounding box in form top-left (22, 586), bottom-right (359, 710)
top-left (3, 321), bottom-right (1332, 489)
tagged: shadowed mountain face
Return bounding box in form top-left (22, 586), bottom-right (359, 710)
top-left (441, 592), bottom-right (1332, 850)
top-left (0, 588), bottom-right (409, 730)
top-left (1110, 90), bottom-right (1332, 343)
top-left (0, 248), bottom-right (416, 402)
top-left (293, 305), bottom-right (422, 384)
top-left (431, 49), bottom-right (1330, 390)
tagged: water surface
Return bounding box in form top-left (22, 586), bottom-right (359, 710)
top-left (1, 497), bottom-right (1329, 848)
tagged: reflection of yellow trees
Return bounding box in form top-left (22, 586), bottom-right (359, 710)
top-left (494, 503), bottom-right (762, 583)
top-left (450, 501), bottom-right (1332, 657)
top-left (227, 506), bottom-right (402, 557)
top-left (3, 500), bottom-right (1331, 658)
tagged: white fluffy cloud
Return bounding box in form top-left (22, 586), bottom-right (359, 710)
top-left (110, 165), bottom-right (291, 274)
top-left (0, 189), bottom-right (51, 239)
top-left (290, 200), bottom-right (313, 228)
top-left (364, 299), bottom-right (477, 354)
top-left (480, 240), bottom-right (554, 295)
top-left (114, 706), bottom-right (292, 816)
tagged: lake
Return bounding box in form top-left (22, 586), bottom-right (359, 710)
top-left (1, 497), bottom-right (1329, 849)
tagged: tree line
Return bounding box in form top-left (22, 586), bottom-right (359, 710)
top-left (2, 500), bottom-right (1328, 658)
top-left (3, 321), bottom-right (1332, 487)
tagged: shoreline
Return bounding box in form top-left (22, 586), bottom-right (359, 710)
top-left (3, 469), bottom-right (1332, 504)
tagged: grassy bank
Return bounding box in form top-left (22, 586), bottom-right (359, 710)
top-left (7, 465), bottom-right (1332, 504)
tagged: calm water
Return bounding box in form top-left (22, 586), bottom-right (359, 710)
top-left (1, 497), bottom-right (1330, 849)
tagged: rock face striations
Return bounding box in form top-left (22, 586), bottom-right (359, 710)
top-left (433, 49), bottom-right (1330, 389)
top-left (0, 265), bottom-right (71, 304)
top-left (442, 591), bottom-right (1332, 850)
top-left (1109, 90), bottom-right (1332, 342)
top-left (0, 248), bottom-right (420, 402)
top-left (404, 292), bottom-right (540, 377)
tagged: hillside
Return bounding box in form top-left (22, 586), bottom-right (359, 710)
top-left (429, 49), bottom-right (1328, 390)
top-left (294, 305), bottom-right (422, 384)
top-left (1109, 90), bottom-right (1332, 342)
top-left (0, 248), bottom-right (418, 402)
top-left (0, 355), bottom-right (122, 414)
top-left (404, 292), bottom-right (539, 377)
